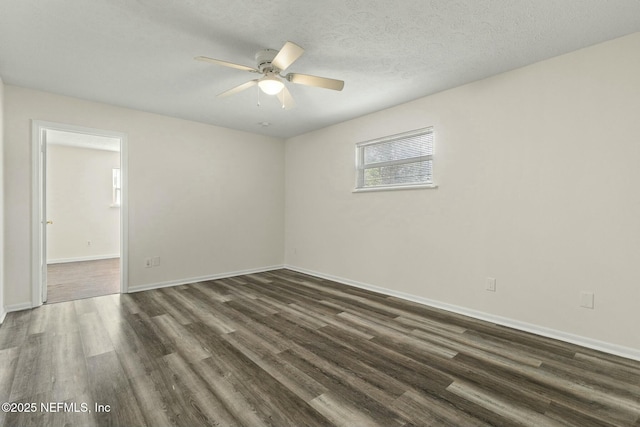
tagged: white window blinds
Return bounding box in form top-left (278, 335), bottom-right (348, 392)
top-left (356, 127), bottom-right (434, 190)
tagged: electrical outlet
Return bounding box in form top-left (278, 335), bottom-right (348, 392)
top-left (145, 258), bottom-right (152, 268)
top-left (580, 291), bottom-right (595, 309)
top-left (152, 256), bottom-right (160, 266)
top-left (486, 277), bottom-right (496, 292)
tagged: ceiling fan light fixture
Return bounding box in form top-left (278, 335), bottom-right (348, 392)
top-left (258, 76), bottom-right (284, 95)
top-left (198, 41), bottom-right (344, 108)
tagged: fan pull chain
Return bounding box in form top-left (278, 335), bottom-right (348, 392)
top-left (257, 87), bottom-right (261, 107)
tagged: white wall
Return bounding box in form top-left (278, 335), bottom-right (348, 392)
top-left (285, 33), bottom-right (640, 353)
top-left (0, 76), bottom-right (5, 322)
top-left (46, 144), bottom-right (120, 262)
top-left (4, 86), bottom-right (284, 306)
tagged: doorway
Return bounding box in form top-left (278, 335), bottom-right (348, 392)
top-left (31, 121), bottom-right (128, 306)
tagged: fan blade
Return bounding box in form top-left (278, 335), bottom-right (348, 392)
top-left (272, 41), bottom-right (305, 72)
top-left (277, 86), bottom-right (295, 110)
top-left (218, 80), bottom-right (258, 98)
top-left (286, 73), bottom-right (344, 91)
top-left (195, 56), bottom-right (259, 72)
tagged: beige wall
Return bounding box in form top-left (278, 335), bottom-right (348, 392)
top-left (284, 33), bottom-right (640, 353)
top-left (4, 86), bottom-right (285, 306)
top-left (46, 144), bottom-right (120, 262)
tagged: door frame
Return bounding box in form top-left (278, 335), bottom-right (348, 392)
top-left (31, 120), bottom-right (129, 307)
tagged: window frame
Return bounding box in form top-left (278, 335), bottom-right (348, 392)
top-left (354, 127), bottom-right (436, 193)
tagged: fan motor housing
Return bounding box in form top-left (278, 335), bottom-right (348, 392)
top-left (255, 49), bottom-right (279, 73)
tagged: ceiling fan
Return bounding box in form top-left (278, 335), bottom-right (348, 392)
top-left (195, 41), bottom-right (344, 109)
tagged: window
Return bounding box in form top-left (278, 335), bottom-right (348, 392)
top-left (355, 127), bottom-right (435, 191)
top-left (112, 168), bottom-right (121, 207)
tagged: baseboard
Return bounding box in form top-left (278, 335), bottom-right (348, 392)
top-left (127, 264), bottom-right (286, 293)
top-left (1, 265), bottom-right (284, 316)
top-left (48, 254), bottom-right (120, 264)
top-left (5, 302), bottom-right (33, 313)
top-left (284, 265), bottom-right (640, 362)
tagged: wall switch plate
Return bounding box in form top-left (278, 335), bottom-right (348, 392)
top-left (145, 258), bottom-right (152, 268)
top-left (580, 291), bottom-right (595, 309)
top-left (152, 256), bottom-right (160, 266)
top-left (486, 277), bottom-right (496, 292)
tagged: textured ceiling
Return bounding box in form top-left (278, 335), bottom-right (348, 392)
top-left (1, 0), bottom-right (640, 138)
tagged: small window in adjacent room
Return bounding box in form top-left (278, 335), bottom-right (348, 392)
top-left (355, 127), bottom-right (435, 192)
top-left (112, 168), bottom-right (121, 207)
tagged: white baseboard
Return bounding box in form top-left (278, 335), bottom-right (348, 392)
top-left (48, 254), bottom-right (120, 264)
top-left (127, 264), bottom-right (285, 293)
top-left (1, 265), bottom-right (284, 317)
top-left (284, 265), bottom-right (640, 362)
top-left (5, 302), bottom-right (33, 313)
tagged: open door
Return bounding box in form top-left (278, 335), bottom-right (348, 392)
top-left (40, 128), bottom-right (48, 303)
top-left (32, 120), bottom-right (128, 307)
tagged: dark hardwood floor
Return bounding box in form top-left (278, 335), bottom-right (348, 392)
top-left (1, 269), bottom-right (639, 426)
top-left (46, 258), bottom-right (120, 304)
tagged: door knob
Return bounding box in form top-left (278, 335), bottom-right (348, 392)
top-left (46, 220), bottom-right (53, 225)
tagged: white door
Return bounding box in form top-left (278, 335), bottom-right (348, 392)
top-left (40, 128), bottom-right (48, 303)
top-left (32, 121), bottom-right (129, 307)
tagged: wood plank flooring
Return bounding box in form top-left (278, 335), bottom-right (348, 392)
top-left (1, 269), bottom-right (639, 426)
top-left (46, 258), bottom-right (120, 304)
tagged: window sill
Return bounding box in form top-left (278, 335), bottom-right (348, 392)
top-left (353, 183), bottom-right (438, 193)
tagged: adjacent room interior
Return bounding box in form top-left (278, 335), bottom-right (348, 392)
top-left (1, 1), bottom-right (639, 426)
top-left (45, 129), bottom-right (122, 304)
